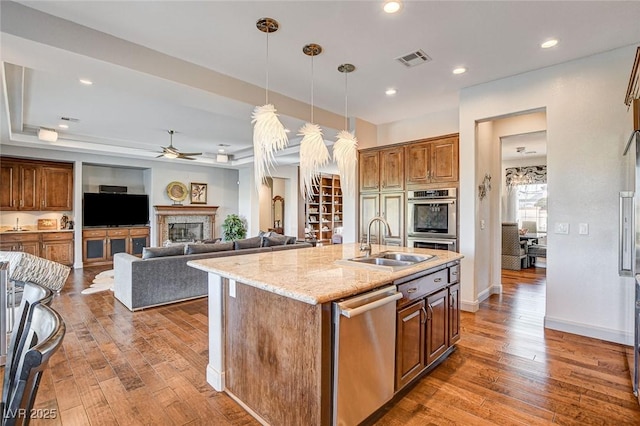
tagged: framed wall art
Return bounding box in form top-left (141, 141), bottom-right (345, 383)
top-left (190, 182), bottom-right (207, 204)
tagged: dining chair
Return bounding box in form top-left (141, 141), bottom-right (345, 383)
top-left (2, 303), bottom-right (65, 426)
top-left (502, 222), bottom-right (529, 270)
top-left (521, 220), bottom-right (537, 234)
top-left (1, 282), bottom-right (53, 416)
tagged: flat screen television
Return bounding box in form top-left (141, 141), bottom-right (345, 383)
top-left (83, 193), bottom-right (149, 227)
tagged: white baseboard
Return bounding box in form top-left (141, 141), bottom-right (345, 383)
top-left (461, 284), bottom-right (501, 312)
top-left (206, 364), bottom-right (225, 392)
top-left (544, 316), bottom-right (633, 346)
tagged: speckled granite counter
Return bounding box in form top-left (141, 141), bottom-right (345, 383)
top-left (187, 242), bottom-right (463, 305)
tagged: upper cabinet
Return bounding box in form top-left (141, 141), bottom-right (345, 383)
top-left (359, 147), bottom-right (404, 192)
top-left (0, 158), bottom-right (73, 211)
top-left (405, 135), bottom-right (458, 188)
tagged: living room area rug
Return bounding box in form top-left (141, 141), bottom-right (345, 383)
top-left (81, 269), bottom-right (115, 294)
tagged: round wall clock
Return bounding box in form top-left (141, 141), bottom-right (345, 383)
top-left (166, 181), bottom-right (188, 202)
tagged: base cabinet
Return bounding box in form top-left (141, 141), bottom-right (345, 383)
top-left (83, 226), bottom-right (149, 267)
top-left (0, 231), bottom-right (74, 266)
top-left (395, 261), bottom-right (461, 391)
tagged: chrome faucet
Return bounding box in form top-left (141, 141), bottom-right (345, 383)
top-left (360, 216), bottom-right (392, 253)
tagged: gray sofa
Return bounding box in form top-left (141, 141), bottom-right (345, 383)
top-left (114, 237), bottom-right (312, 311)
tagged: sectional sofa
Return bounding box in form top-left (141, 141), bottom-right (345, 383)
top-left (113, 235), bottom-right (312, 311)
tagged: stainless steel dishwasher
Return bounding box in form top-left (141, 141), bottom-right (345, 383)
top-left (332, 285), bottom-right (402, 426)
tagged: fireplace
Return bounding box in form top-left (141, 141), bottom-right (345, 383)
top-left (154, 205), bottom-right (219, 246)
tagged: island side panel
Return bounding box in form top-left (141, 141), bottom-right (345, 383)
top-left (225, 281), bottom-right (331, 425)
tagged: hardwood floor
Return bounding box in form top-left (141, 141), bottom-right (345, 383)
top-left (6, 264), bottom-right (640, 425)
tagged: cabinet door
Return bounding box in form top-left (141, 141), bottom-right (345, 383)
top-left (359, 193), bottom-right (380, 244)
top-left (107, 229), bottom-right (129, 260)
top-left (425, 288), bottom-right (448, 365)
top-left (84, 238), bottom-right (107, 264)
top-left (405, 142), bottom-right (431, 187)
top-left (41, 165), bottom-right (73, 210)
top-left (448, 283), bottom-right (460, 345)
top-left (396, 300), bottom-right (425, 390)
top-left (359, 151), bottom-right (380, 192)
top-left (380, 192), bottom-right (404, 244)
top-left (380, 147), bottom-right (404, 191)
top-left (19, 164), bottom-right (40, 210)
top-left (42, 241), bottom-right (74, 266)
top-left (0, 162), bottom-right (19, 210)
top-left (430, 137), bottom-right (459, 183)
top-left (20, 240), bottom-right (40, 257)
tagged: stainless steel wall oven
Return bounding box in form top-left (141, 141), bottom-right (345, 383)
top-left (407, 188), bottom-right (457, 251)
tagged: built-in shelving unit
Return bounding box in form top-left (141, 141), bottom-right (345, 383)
top-left (305, 174), bottom-right (342, 244)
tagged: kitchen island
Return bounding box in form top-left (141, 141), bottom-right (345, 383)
top-left (188, 243), bottom-right (463, 425)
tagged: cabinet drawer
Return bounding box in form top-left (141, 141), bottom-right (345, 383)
top-left (449, 264), bottom-right (459, 283)
top-left (42, 232), bottom-right (73, 241)
top-left (107, 229), bottom-right (128, 237)
top-left (83, 229), bottom-right (107, 238)
top-left (397, 269), bottom-right (448, 306)
top-left (129, 227), bottom-right (150, 236)
top-left (0, 233), bottom-right (40, 243)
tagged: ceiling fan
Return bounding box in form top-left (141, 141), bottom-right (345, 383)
top-left (157, 130), bottom-right (202, 160)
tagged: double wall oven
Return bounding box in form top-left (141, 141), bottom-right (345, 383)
top-left (407, 188), bottom-right (458, 251)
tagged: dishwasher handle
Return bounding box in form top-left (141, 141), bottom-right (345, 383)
top-left (339, 291), bottom-right (402, 318)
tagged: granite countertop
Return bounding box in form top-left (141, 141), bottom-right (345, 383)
top-left (0, 228), bottom-right (74, 234)
top-left (188, 243), bottom-right (464, 305)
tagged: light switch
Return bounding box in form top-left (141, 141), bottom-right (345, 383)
top-left (554, 222), bottom-right (569, 234)
top-left (579, 223), bottom-right (589, 235)
top-left (229, 279), bottom-right (236, 298)
top-left (480, 219), bottom-right (486, 230)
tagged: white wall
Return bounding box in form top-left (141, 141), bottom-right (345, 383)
top-left (459, 45), bottom-right (636, 344)
top-left (378, 108), bottom-right (459, 145)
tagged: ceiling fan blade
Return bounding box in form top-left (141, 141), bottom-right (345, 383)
top-left (179, 152), bottom-right (202, 157)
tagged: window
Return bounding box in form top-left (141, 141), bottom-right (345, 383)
top-left (516, 183), bottom-right (547, 233)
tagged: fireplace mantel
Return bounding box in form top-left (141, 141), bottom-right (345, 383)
top-left (154, 205), bottom-right (219, 246)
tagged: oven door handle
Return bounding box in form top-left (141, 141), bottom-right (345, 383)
top-left (407, 199), bottom-right (456, 204)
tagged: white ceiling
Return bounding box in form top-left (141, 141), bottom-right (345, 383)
top-left (1, 1), bottom-right (639, 168)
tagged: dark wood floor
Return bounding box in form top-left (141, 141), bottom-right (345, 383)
top-left (6, 264), bottom-right (640, 425)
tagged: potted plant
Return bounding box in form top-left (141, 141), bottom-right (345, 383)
top-left (221, 214), bottom-right (247, 241)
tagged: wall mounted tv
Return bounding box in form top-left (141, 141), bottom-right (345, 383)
top-left (83, 193), bottom-right (149, 227)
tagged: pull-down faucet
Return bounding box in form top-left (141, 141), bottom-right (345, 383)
top-left (360, 216), bottom-right (392, 253)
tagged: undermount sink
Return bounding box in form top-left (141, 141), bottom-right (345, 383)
top-left (337, 251), bottom-right (437, 271)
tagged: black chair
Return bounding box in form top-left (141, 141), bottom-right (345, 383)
top-left (1, 283), bottom-right (55, 425)
top-left (2, 303), bottom-right (65, 426)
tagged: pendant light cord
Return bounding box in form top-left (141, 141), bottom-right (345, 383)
top-left (265, 30), bottom-right (269, 105)
top-left (310, 54), bottom-right (315, 123)
top-left (344, 70), bottom-right (348, 130)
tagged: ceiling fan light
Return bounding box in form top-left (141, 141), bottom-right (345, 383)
top-left (217, 154), bottom-right (229, 163)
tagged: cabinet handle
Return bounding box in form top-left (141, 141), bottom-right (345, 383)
top-left (20, 199), bottom-right (23, 207)
top-left (407, 288), bottom-right (418, 294)
top-left (12, 199), bottom-right (16, 207)
top-left (434, 277), bottom-right (442, 283)
top-left (451, 271), bottom-right (458, 276)
top-left (421, 306), bottom-right (427, 324)
top-left (41, 200), bottom-right (45, 207)
top-left (426, 304), bottom-right (433, 321)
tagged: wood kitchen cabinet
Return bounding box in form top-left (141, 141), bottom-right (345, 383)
top-left (394, 261), bottom-right (461, 391)
top-left (0, 231), bottom-right (74, 266)
top-left (83, 226), bottom-right (150, 266)
top-left (396, 299), bottom-right (425, 389)
top-left (405, 134), bottom-right (459, 187)
top-left (359, 192), bottom-right (404, 246)
top-left (359, 147), bottom-right (404, 192)
top-left (0, 157), bottom-right (73, 211)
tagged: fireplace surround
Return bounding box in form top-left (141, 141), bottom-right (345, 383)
top-left (154, 205), bottom-right (219, 246)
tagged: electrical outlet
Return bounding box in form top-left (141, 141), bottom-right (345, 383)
top-left (480, 219), bottom-right (485, 230)
top-left (229, 279), bottom-right (236, 298)
top-left (579, 223), bottom-right (589, 235)
top-left (554, 222), bottom-right (569, 234)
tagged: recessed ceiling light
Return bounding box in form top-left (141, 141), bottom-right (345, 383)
top-left (58, 124), bottom-right (69, 129)
top-left (383, 1), bottom-right (402, 14)
top-left (541, 39), bottom-right (558, 49)
top-left (79, 79), bottom-right (93, 85)
top-left (453, 67), bottom-right (467, 75)
top-left (385, 88), bottom-right (397, 96)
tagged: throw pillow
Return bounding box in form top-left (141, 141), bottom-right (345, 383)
top-left (185, 242), bottom-right (234, 254)
top-left (234, 236), bottom-right (262, 250)
top-left (261, 235), bottom-right (287, 247)
top-left (142, 245), bottom-right (184, 259)
top-left (285, 236), bottom-right (297, 245)
top-left (201, 238), bottom-right (222, 244)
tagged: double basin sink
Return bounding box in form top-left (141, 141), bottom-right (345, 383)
top-left (337, 251), bottom-right (437, 271)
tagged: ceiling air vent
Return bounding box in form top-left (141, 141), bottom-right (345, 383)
top-left (395, 49), bottom-right (431, 67)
